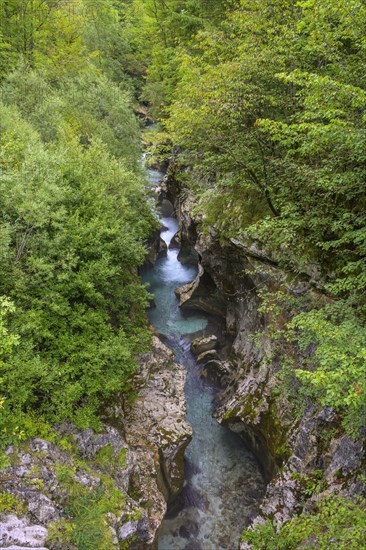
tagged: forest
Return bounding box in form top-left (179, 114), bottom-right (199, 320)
top-left (0, 0), bottom-right (365, 548)
top-left (0, 0), bottom-right (158, 448)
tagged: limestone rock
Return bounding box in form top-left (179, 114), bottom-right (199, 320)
top-left (196, 349), bottom-right (219, 364)
top-left (27, 494), bottom-right (59, 525)
top-left (169, 230), bottom-right (180, 249)
top-left (325, 434), bottom-right (365, 479)
top-left (201, 360), bottom-right (231, 385)
top-left (160, 198), bottom-right (174, 217)
top-left (118, 520), bottom-right (139, 541)
top-left (0, 425), bottom-right (141, 549)
top-left (175, 265), bottom-right (204, 307)
top-left (215, 363), bottom-right (283, 482)
top-left (146, 233), bottom-right (168, 266)
top-left (0, 514), bottom-right (48, 548)
top-left (176, 192), bottom-right (199, 265)
top-left (157, 237), bottom-right (168, 258)
top-left (175, 264), bottom-right (226, 317)
top-left (122, 336), bottom-right (192, 547)
top-left (0, 424), bottom-right (148, 550)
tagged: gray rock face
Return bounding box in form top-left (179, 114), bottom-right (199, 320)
top-left (326, 434), bottom-right (365, 478)
top-left (146, 233), bottom-right (168, 266)
top-left (169, 230), bottom-right (180, 250)
top-left (0, 427), bottom-right (136, 548)
top-left (176, 191), bottom-right (200, 265)
top-left (26, 494), bottom-right (58, 525)
top-left (239, 425), bottom-right (366, 548)
top-left (216, 362), bottom-right (283, 482)
top-left (201, 360), bottom-right (232, 385)
top-left (118, 520), bottom-right (139, 541)
top-left (196, 349), bottom-right (219, 364)
top-left (175, 263), bottom-right (226, 317)
top-left (0, 514), bottom-right (48, 548)
top-left (157, 237), bottom-right (168, 258)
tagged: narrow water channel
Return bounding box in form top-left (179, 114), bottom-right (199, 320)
top-left (142, 173), bottom-right (265, 549)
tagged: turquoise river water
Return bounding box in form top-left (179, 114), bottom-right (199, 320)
top-left (142, 171), bottom-right (265, 550)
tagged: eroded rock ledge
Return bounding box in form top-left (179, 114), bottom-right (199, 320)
top-left (0, 336), bottom-right (191, 549)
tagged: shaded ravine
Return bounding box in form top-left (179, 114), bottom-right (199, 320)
top-left (142, 213), bottom-right (266, 549)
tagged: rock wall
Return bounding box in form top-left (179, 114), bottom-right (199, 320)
top-left (0, 337), bottom-right (191, 550)
top-left (122, 336), bottom-right (192, 549)
top-left (176, 229), bottom-right (287, 482)
top-left (145, 231), bottom-right (168, 267)
top-left (169, 184), bottom-right (365, 544)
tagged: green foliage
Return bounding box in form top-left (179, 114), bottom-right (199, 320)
top-left (123, 0), bottom-right (230, 115)
top-left (287, 306), bottom-right (366, 435)
top-left (242, 496), bottom-right (366, 549)
top-left (0, 491), bottom-right (26, 515)
top-left (290, 470), bottom-right (325, 499)
top-left (48, 468), bottom-right (125, 550)
top-left (0, 0), bottom-right (87, 75)
top-left (0, 100), bottom-right (154, 434)
top-left (118, 448), bottom-right (128, 468)
top-left (0, 106), bottom-right (151, 432)
top-left (67, 488), bottom-right (122, 550)
top-left (0, 0), bottom-right (158, 449)
top-left (94, 444), bottom-right (127, 473)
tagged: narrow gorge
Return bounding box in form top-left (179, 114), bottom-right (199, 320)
top-left (142, 205), bottom-right (266, 548)
top-left (0, 0), bottom-right (365, 548)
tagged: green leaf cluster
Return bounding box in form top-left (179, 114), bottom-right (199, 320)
top-left (122, 0), bottom-right (230, 116)
top-left (288, 306), bottom-right (366, 435)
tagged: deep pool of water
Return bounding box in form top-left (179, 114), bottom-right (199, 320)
top-left (142, 216), bottom-right (265, 550)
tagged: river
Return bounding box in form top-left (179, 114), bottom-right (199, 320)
top-left (142, 169), bottom-right (265, 550)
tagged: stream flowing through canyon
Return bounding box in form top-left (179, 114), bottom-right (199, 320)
top-left (142, 167), bottom-right (265, 549)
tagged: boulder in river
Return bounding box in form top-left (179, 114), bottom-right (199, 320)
top-left (175, 265), bottom-right (226, 317)
top-left (146, 234), bottom-right (168, 266)
top-left (190, 334), bottom-right (218, 357)
top-left (169, 230), bottom-right (181, 250)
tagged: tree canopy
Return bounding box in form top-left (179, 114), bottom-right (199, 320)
top-left (0, 0), bottom-right (157, 448)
